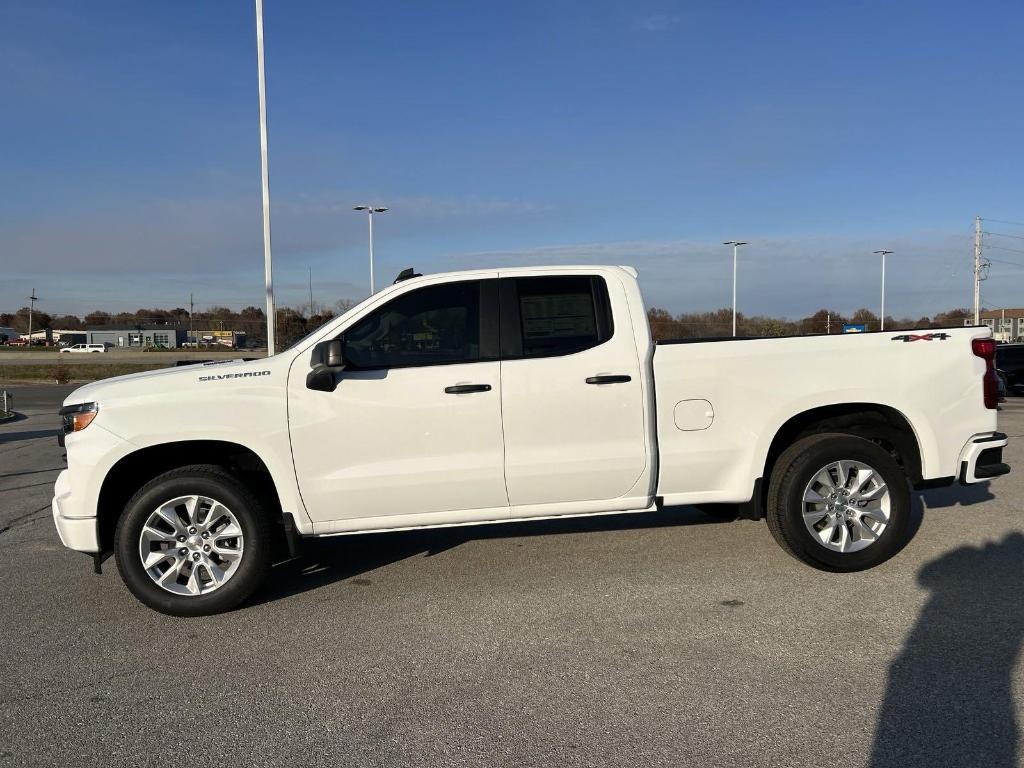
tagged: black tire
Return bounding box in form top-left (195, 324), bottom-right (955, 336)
top-left (114, 464), bottom-right (272, 616)
top-left (765, 433), bottom-right (911, 572)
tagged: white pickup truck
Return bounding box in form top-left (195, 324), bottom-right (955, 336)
top-left (52, 265), bottom-right (1009, 615)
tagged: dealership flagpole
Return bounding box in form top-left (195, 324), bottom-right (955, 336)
top-left (255, 0), bottom-right (276, 355)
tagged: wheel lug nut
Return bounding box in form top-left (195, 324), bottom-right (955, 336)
top-left (188, 527), bottom-right (197, 535)
top-left (203, 544), bottom-right (210, 552)
top-left (192, 552), bottom-right (201, 561)
top-left (178, 547), bottom-right (187, 556)
top-left (201, 531), bottom-right (209, 539)
top-left (177, 535), bottom-right (186, 542)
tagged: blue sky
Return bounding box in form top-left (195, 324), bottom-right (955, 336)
top-left (2, 0), bottom-right (1023, 318)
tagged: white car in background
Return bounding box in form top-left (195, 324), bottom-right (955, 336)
top-left (60, 344), bottom-right (108, 354)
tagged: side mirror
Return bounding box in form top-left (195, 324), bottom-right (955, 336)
top-left (325, 339), bottom-right (344, 368)
top-left (306, 338), bottom-right (346, 392)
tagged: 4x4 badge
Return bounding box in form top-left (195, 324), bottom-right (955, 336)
top-left (890, 333), bottom-right (951, 342)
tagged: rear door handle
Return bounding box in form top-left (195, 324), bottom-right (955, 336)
top-left (444, 384), bottom-right (492, 394)
top-left (585, 375), bottom-right (632, 385)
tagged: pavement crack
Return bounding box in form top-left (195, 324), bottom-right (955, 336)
top-left (0, 504), bottom-right (51, 536)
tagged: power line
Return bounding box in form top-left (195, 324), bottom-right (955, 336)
top-left (983, 217), bottom-right (1024, 228)
top-left (983, 243), bottom-right (1024, 255)
top-left (984, 230), bottom-right (1024, 241)
top-left (986, 257), bottom-right (1024, 268)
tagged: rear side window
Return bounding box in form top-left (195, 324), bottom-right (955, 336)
top-left (997, 346), bottom-right (1024, 366)
top-left (501, 275), bottom-right (613, 358)
top-left (343, 280), bottom-right (484, 369)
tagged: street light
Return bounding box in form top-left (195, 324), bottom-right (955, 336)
top-left (873, 250), bottom-right (894, 331)
top-left (354, 205), bottom-right (388, 294)
top-left (722, 241), bottom-right (747, 337)
top-left (255, 0), bottom-right (276, 355)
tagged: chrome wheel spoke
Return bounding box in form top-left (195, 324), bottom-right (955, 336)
top-left (803, 487), bottom-right (828, 504)
top-left (814, 467), bottom-right (837, 493)
top-left (154, 505), bottom-right (184, 535)
top-left (143, 549), bottom-right (174, 570)
top-left (139, 494), bottom-right (244, 597)
top-left (852, 516), bottom-right (879, 542)
top-left (204, 558), bottom-right (227, 586)
top-left (856, 482), bottom-right (888, 502)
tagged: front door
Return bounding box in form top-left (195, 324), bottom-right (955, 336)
top-left (288, 277), bottom-right (509, 525)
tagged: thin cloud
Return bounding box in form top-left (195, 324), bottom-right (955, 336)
top-left (636, 14), bottom-right (682, 32)
top-left (0, 192), bottom-right (549, 275)
top-left (445, 232), bottom-right (976, 319)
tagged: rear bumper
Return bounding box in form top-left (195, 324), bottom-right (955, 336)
top-left (51, 470), bottom-right (99, 552)
top-left (958, 432), bottom-right (1011, 484)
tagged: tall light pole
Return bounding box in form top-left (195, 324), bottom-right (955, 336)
top-left (873, 250), bottom-right (893, 330)
top-left (354, 205), bottom-right (388, 294)
top-left (255, 0), bottom-right (276, 355)
top-left (722, 241), bottom-right (747, 337)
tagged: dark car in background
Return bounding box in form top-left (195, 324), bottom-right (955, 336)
top-left (995, 344), bottom-right (1024, 395)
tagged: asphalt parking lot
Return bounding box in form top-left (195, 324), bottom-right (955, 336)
top-left (1, 385), bottom-right (1022, 768)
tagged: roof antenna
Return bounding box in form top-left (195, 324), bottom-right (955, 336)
top-left (394, 267), bottom-right (422, 284)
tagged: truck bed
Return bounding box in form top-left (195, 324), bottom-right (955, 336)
top-left (651, 327), bottom-right (994, 506)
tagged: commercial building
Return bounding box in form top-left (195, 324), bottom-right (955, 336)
top-left (970, 309), bottom-right (1024, 343)
top-left (86, 325), bottom-right (187, 348)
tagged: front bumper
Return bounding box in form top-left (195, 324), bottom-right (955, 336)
top-left (958, 432), bottom-right (1011, 484)
top-left (51, 469), bottom-right (99, 552)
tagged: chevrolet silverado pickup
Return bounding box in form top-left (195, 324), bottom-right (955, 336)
top-left (52, 265), bottom-right (1009, 615)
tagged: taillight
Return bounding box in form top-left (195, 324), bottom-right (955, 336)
top-left (972, 338), bottom-right (998, 409)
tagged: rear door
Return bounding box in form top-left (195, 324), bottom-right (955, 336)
top-left (498, 273), bottom-right (649, 510)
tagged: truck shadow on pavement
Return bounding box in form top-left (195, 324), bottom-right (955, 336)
top-left (250, 505), bottom-right (726, 608)
top-left (869, 531), bottom-right (1024, 768)
top-left (917, 480), bottom-right (994, 508)
top-left (0, 428), bottom-right (55, 444)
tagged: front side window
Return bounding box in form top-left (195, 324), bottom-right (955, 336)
top-left (506, 275), bottom-right (613, 358)
top-left (343, 281), bottom-right (482, 368)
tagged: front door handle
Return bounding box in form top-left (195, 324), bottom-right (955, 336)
top-left (444, 384), bottom-right (492, 394)
top-left (586, 375), bottom-right (632, 385)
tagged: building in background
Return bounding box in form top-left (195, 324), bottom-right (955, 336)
top-left (86, 325), bottom-right (187, 348)
top-left (190, 329), bottom-right (247, 348)
top-left (969, 309), bottom-right (1024, 343)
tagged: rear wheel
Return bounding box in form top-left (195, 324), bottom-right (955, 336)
top-left (765, 433), bottom-right (911, 571)
top-left (114, 465), bottom-right (271, 616)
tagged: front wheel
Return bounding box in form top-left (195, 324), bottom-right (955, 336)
top-left (114, 465), bottom-right (271, 616)
top-left (765, 433), bottom-right (911, 571)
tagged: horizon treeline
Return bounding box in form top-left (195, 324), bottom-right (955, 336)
top-left (0, 301), bottom-right (977, 347)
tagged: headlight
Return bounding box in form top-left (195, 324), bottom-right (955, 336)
top-left (60, 402), bottom-right (99, 435)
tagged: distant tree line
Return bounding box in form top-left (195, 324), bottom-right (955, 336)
top-left (646, 306), bottom-right (974, 340)
top-left (0, 301), bottom-right (976, 348)
top-left (0, 298), bottom-right (358, 349)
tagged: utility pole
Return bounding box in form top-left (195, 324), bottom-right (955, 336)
top-left (189, 293), bottom-right (194, 348)
top-left (826, 312), bottom-right (830, 334)
top-left (26, 288), bottom-right (38, 343)
top-left (255, 0), bottom-right (276, 355)
top-left (973, 215), bottom-right (983, 325)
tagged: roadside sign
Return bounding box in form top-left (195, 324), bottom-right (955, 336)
top-left (843, 324), bottom-right (867, 333)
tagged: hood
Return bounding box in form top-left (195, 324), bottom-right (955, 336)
top-left (63, 358), bottom-right (273, 408)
